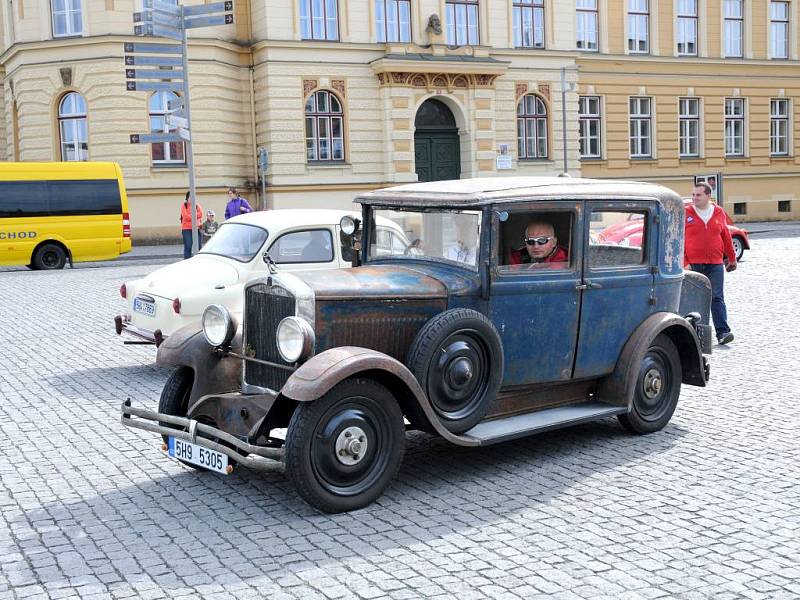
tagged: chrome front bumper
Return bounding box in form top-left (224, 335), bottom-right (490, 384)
top-left (121, 399), bottom-right (283, 470)
top-left (114, 316), bottom-right (165, 346)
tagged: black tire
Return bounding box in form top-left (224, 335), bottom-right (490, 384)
top-left (32, 243), bottom-right (67, 270)
top-left (284, 378), bottom-right (405, 513)
top-left (158, 367), bottom-right (205, 470)
top-left (732, 236), bottom-right (745, 262)
top-left (618, 334), bottom-right (682, 434)
top-left (407, 308), bottom-right (503, 434)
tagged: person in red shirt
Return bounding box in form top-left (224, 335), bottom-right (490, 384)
top-left (685, 183), bottom-right (737, 345)
top-left (180, 191), bottom-right (203, 259)
top-left (509, 220), bottom-right (569, 266)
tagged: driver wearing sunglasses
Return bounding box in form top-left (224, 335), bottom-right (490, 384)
top-left (509, 220), bottom-right (568, 266)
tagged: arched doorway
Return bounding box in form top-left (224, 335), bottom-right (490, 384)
top-left (414, 98), bottom-right (461, 182)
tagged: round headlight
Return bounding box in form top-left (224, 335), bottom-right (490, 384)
top-left (276, 316), bottom-right (314, 363)
top-left (340, 215), bottom-right (358, 236)
top-left (202, 304), bottom-right (236, 347)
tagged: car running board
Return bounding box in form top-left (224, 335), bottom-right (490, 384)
top-left (460, 402), bottom-right (628, 446)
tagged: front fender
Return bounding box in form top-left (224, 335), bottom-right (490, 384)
top-left (156, 323), bottom-right (243, 406)
top-left (281, 346), bottom-right (481, 447)
top-left (598, 312), bottom-right (707, 411)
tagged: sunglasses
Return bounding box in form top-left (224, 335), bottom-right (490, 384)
top-left (525, 236), bottom-right (553, 246)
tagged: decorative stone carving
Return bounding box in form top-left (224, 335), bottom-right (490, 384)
top-left (516, 82), bottom-right (529, 99)
top-left (376, 72), bottom-right (498, 89)
top-left (538, 83), bottom-right (551, 101)
top-left (303, 79), bottom-right (318, 97)
top-left (331, 79), bottom-right (346, 97)
top-left (426, 14), bottom-right (442, 35)
top-left (431, 75), bottom-right (448, 89)
top-left (59, 67), bottom-right (73, 87)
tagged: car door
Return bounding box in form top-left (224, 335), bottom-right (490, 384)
top-left (488, 202), bottom-right (583, 386)
top-left (572, 200), bottom-right (658, 380)
top-left (267, 227), bottom-right (337, 272)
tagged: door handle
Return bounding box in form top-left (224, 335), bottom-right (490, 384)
top-left (576, 281), bottom-right (602, 291)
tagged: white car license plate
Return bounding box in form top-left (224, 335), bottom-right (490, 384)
top-left (133, 297), bottom-right (156, 317)
top-left (167, 437), bottom-right (228, 474)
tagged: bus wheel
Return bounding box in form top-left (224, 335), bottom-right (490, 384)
top-left (32, 244), bottom-right (67, 270)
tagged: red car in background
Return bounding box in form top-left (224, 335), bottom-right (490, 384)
top-left (598, 199), bottom-right (750, 261)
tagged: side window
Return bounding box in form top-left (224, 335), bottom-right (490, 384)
top-left (588, 210), bottom-right (647, 267)
top-left (0, 181), bottom-right (49, 217)
top-left (269, 229), bottom-right (334, 264)
top-left (47, 180), bottom-right (121, 216)
top-left (499, 211), bottom-right (573, 272)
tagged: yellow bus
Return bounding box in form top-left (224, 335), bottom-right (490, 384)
top-left (0, 162), bottom-right (132, 270)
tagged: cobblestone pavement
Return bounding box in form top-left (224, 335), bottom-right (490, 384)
top-left (1, 237), bottom-right (799, 600)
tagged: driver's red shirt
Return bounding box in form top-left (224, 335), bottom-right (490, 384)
top-left (509, 246), bottom-right (568, 265)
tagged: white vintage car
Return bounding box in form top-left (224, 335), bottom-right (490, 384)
top-left (114, 209), bottom-right (415, 346)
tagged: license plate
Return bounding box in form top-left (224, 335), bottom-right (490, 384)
top-left (133, 297), bottom-right (156, 317)
top-left (167, 437), bottom-right (229, 474)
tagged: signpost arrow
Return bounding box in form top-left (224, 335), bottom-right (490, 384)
top-left (183, 1), bottom-right (233, 17)
top-left (184, 14), bottom-right (234, 28)
top-left (124, 41), bottom-right (182, 54)
top-left (124, 55), bottom-right (183, 67)
top-left (178, 128), bottom-right (191, 141)
top-left (166, 114), bottom-right (189, 129)
top-left (130, 132), bottom-right (184, 144)
top-left (134, 10), bottom-right (181, 28)
top-left (126, 68), bottom-right (183, 80)
top-left (167, 97), bottom-right (185, 111)
top-left (142, 0), bottom-right (180, 15)
top-left (126, 80), bottom-right (186, 92)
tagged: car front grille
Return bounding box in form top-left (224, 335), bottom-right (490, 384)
top-left (243, 282), bottom-right (295, 391)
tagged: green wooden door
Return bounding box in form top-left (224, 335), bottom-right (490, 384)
top-left (414, 130), bottom-right (461, 182)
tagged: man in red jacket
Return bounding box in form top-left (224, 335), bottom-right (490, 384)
top-left (685, 183), bottom-right (737, 345)
top-left (509, 220), bottom-right (569, 266)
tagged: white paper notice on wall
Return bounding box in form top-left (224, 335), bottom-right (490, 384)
top-left (496, 143), bottom-right (513, 170)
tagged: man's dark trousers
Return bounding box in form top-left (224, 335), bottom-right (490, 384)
top-left (690, 263), bottom-right (731, 340)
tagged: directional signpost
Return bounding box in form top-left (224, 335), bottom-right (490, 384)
top-left (125, 0), bottom-right (234, 255)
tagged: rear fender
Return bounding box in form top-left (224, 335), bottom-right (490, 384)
top-left (156, 324), bottom-right (243, 406)
top-left (280, 346), bottom-right (479, 446)
top-left (597, 313), bottom-right (706, 410)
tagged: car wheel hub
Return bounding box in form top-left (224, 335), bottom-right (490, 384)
top-left (447, 357), bottom-right (474, 389)
top-left (643, 368), bottom-right (662, 399)
top-left (334, 426), bottom-right (368, 466)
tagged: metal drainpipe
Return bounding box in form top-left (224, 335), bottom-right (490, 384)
top-left (248, 59), bottom-right (260, 209)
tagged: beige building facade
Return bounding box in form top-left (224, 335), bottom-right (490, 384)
top-left (0, 0), bottom-right (798, 241)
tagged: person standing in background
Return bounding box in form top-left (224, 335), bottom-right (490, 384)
top-left (224, 187), bottom-right (253, 220)
top-left (202, 210), bottom-right (219, 245)
top-left (180, 191), bottom-right (203, 260)
top-left (685, 183), bottom-right (737, 345)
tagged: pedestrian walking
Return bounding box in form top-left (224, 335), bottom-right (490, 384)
top-left (224, 187), bottom-right (253, 220)
top-left (685, 183), bottom-right (737, 345)
top-left (202, 209), bottom-right (219, 245)
top-left (180, 191), bottom-right (203, 260)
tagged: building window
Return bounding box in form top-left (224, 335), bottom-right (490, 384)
top-left (149, 91), bottom-right (185, 165)
top-left (513, 0), bottom-right (545, 48)
top-left (679, 97), bottom-right (700, 158)
top-left (770, 98), bottom-right (790, 156)
top-left (299, 0), bottom-right (339, 41)
top-left (376, 0), bottom-right (411, 42)
top-left (517, 94), bottom-right (548, 160)
top-left (52, 0), bottom-right (82, 37)
top-left (770, 1), bottom-right (789, 59)
top-left (628, 0), bottom-right (649, 54)
top-left (579, 96), bottom-right (602, 159)
top-left (58, 92), bottom-right (88, 161)
top-left (724, 98), bottom-right (745, 157)
top-left (629, 97), bottom-right (652, 158)
top-left (733, 202), bottom-right (747, 215)
top-left (778, 200), bottom-right (791, 212)
top-left (305, 90), bottom-right (344, 162)
top-left (723, 0), bottom-right (743, 57)
top-left (677, 0), bottom-right (697, 56)
top-left (576, 0), bottom-right (599, 51)
top-left (446, 0), bottom-right (479, 45)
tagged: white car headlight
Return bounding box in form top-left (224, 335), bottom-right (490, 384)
top-left (202, 304), bottom-right (237, 347)
top-left (276, 316), bottom-right (314, 363)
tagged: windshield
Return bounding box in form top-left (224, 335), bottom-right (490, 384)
top-left (199, 223), bottom-right (268, 262)
top-left (368, 208), bottom-right (481, 269)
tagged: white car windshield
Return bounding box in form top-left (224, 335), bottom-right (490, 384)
top-left (199, 223), bottom-right (268, 263)
top-left (368, 208), bottom-right (481, 269)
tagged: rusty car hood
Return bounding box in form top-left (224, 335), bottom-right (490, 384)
top-left (296, 265), bottom-right (448, 300)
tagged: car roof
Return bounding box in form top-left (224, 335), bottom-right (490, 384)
top-left (356, 176), bottom-right (680, 209)
top-left (225, 208), bottom-right (359, 229)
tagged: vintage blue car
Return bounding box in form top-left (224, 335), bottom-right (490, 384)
top-left (122, 177), bottom-right (713, 513)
